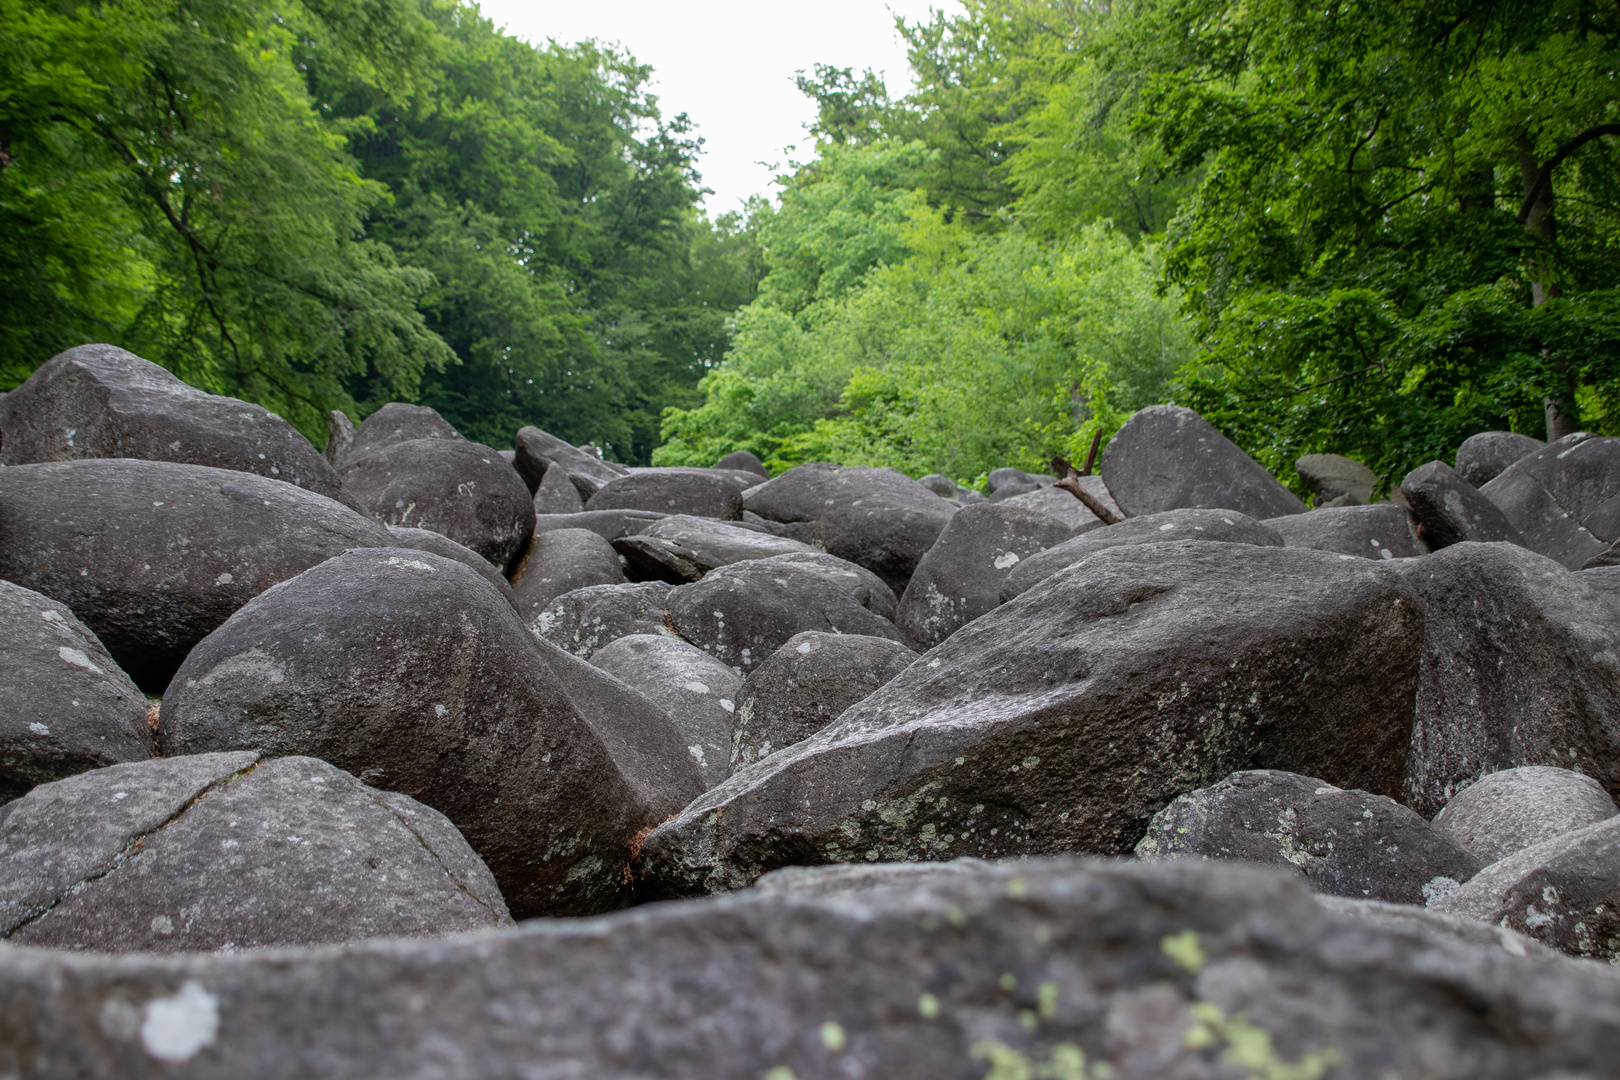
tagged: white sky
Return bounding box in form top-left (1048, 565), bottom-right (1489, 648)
top-left (476, 0), bottom-right (962, 214)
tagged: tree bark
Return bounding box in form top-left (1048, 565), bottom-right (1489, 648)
top-left (1519, 134), bottom-right (1579, 441)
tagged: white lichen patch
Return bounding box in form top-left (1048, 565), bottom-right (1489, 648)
top-left (139, 981), bottom-right (219, 1062)
top-left (57, 646), bottom-right (104, 674)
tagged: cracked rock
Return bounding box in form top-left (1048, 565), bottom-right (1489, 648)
top-left (1480, 432), bottom-right (1620, 568)
top-left (0, 753), bottom-right (510, 951)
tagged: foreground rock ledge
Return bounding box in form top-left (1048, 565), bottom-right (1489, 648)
top-left (1, 859), bottom-right (1616, 1079)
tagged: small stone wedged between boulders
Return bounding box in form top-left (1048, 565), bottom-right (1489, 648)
top-left (1001, 508), bottom-right (1283, 601)
top-left (1100, 405), bottom-right (1307, 519)
top-left (1454, 430), bottom-right (1545, 488)
top-left (896, 502), bottom-right (1074, 648)
top-left (0, 459), bottom-right (390, 692)
top-left (1263, 503), bottom-right (1428, 560)
top-left (157, 548), bottom-right (701, 917)
top-left (591, 634), bottom-right (741, 787)
top-left (532, 581), bottom-right (677, 659)
top-left (729, 631), bottom-right (918, 774)
top-left (1, 753), bottom-right (511, 951)
top-left (1135, 769), bottom-right (1482, 905)
top-left (1480, 432), bottom-right (1620, 568)
top-left (1433, 765), bottom-right (1618, 865)
top-left (508, 528), bottom-right (625, 622)
top-left (0, 344), bottom-right (343, 500)
top-left (0, 581), bottom-right (152, 803)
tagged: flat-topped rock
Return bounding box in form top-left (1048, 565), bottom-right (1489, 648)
top-left (1263, 503), bottom-right (1428, 560)
top-left (586, 467), bottom-right (752, 519)
top-left (612, 515), bottom-right (813, 583)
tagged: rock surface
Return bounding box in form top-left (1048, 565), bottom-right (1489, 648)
top-left (323, 410), bottom-right (354, 467)
top-left (742, 463), bottom-right (958, 593)
top-left (715, 449), bottom-right (768, 478)
top-left (1480, 432), bottom-right (1620, 568)
top-left (1001, 508), bottom-right (1283, 600)
top-left (667, 553), bottom-right (907, 673)
top-left (532, 461), bottom-right (586, 514)
top-left (729, 631), bottom-right (918, 773)
top-left (1433, 815), bottom-right (1620, 961)
top-left (1135, 769), bottom-right (1482, 905)
top-left (512, 425), bottom-right (628, 499)
top-left (339, 437), bottom-right (535, 573)
top-left (1, 753), bottom-right (511, 951)
top-left (612, 515), bottom-right (812, 583)
top-left (1263, 503), bottom-right (1428, 560)
top-left (346, 402), bottom-right (462, 460)
top-left (1294, 453), bottom-right (1377, 505)
top-left (586, 467), bottom-right (750, 519)
top-left (0, 459), bottom-right (390, 692)
top-left (896, 503), bottom-right (1074, 648)
top-left (591, 635), bottom-right (741, 787)
top-left (531, 509), bottom-right (667, 542)
top-left (0, 581), bottom-right (151, 802)
top-left (1433, 766), bottom-right (1618, 864)
top-left (1401, 460), bottom-right (1525, 549)
top-left (642, 541), bottom-right (1425, 895)
top-left (2, 858), bottom-right (1618, 1078)
top-left (157, 548), bottom-right (702, 917)
top-left (1455, 430), bottom-right (1545, 488)
top-left (532, 581), bottom-right (677, 659)
top-left (999, 478), bottom-right (1118, 530)
top-left (384, 525), bottom-right (515, 606)
top-left (1100, 405), bottom-right (1307, 519)
top-left (508, 528), bottom-right (625, 622)
top-left (0, 344), bottom-right (343, 500)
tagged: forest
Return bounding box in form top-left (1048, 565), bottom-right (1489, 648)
top-left (5, 0), bottom-right (1619, 494)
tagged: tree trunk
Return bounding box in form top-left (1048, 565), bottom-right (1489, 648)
top-left (1519, 135), bottom-right (1578, 441)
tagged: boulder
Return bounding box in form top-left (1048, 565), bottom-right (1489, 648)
top-left (1262, 503), bottom-right (1429, 560)
top-left (1393, 542), bottom-right (1620, 816)
top-left (613, 515), bottom-right (814, 584)
top-left (1433, 765), bottom-right (1618, 865)
top-left (742, 463), bottom-right (959, 594)
top-left (1135, 769), bottom-right (1482, 905)
top-left (730, 631), bottom-right (918, 774)
top-left (716, 449), bottom-right (768, 479)
top-left (591, 635), bottom-right (741, 788)
top-left (1433, 815), bottom-right (1620, 961)
top-left (532, 581), bottom-right (677, 659)
top-left (0, 581), bottom-right (151, 802)
top-left (916, 473), bottom-right (959, 498)
top-left (739, 510), bottom-right (819, 544)
top-left (0, 459), bottom-right (391, 692)
top-left (641, 541), bottom-right (1425, 896)
top-left (1401, 460), bottom-right (1526, 550)
top-left (986, 468), bottom-right (1055, 495)
top-left (339, 437), bottom-right (535, 573)
top-left (385, 525), bottom-right (515, 606)
top-left (1294, 453), bottom-right (1377, 505)
top-left (586, 467), bottom-right (749, 519)
top-left (3, 859), bottom-right (1619, 1078)
top-left (1, 753), bottom-right (511, 952)
top-left (346, 401), bottom-right (462, 459)
top-left (532, 508), bottom-right (667, 542)
top-left (533, 460), bottom-right (586, 514)
top-left (508, 528), bottom-right (625, 622)
top-left (157, 548), bottom-right (702, 917)
top-left (1455, 430), bottom-right (1546, 488)
top-left (512, 425), bottom-right (628, 499)
top-left (1100, 405), bottom-right (1307, 519)
top-left (999, 480), bottom-right (1117, 531)
top-left (0, 344), bottom-right (343, 500)
top-left (1480, 432), bottom-right (1620, 568)
top-left (323, 409), bottom-right (355, 467)
top-left (667, 553), bottom-right (907, 674)
top-left (896, 503), bottom-right (1074, 649)
top-left (1001, 508), bottom-right (1284, 601)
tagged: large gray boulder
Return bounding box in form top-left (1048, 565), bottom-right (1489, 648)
top-left (157, 548), bottom-right (702, 917)
top-left (591, 635), bottom-right (741, 788)
top-left (730, 632), bottom-right (918, 774)
top-left (508, 528), bottom-right (625, 622)
top-left (1294, 453), bottom-right (1377, 505)
top-left (1135, 769), bottom-right (1482, 905)
top-left (998, 478), bottom-right (1118, 530)
top-left (1100, 405), bottom-right (1307, 519)
top-left (742, 463), bottom-right (959, 594)
top-left (1263, 503), bottom-right (1429, 560)
top-left (512, 425), bottom-right (628, 499)
top-left (1433, 815), bottom-right (1620, 961)
top-left (896, 503), bottom-right (1073, 649)
top-left (532, 460), bottom-right (586, 514)
top-left (531, 508), bottom-right (667, 542)
top-left (3, 858), bottom-right (1617, 1078)
top-left (0, 581), bottom-right (151, 802)
top-left (586, 467), bottom-right (754, 519)
top-left (715, 449), bottom-right (768, 478)
top-left (339, 437), bottom-right (535, 573)
top-left (642, 541), bottom-right (1425, 896)
top-left (345, 402), bottom-right (462, 460)
top-left (1, 753), bottom-right (510, 952)
top-left (1455, 430), bottom-right (1545, 487)
top-left (1433, 766), bottom-right (1618, 865)
top-left (0, 459), bottom-right (391, 691)
top-left (1401, 460), bottom-right (1525, 549)
top-left (667, 553), bottom-right (907, 673)
top-left (612, 515), bottom-right (813, 584)
top-left (1001, 508), bottom-right (1284, 601)
top-left (532, 581), bottom-right (677, 659)
top-left (0, 344), bottom-right (343, 500)
top-left (1481, 432), bottom-right (1620, 568)
top-left (384, 525), bottom-right (514, 606)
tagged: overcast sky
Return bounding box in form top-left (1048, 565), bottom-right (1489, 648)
top-left (476, 0), bottom-right (960, 214)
